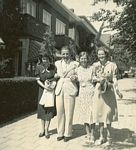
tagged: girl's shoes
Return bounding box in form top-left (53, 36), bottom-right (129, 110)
top-left (39, 131), bottom-right (45, 137)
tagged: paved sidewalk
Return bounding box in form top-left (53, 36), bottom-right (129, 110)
top-left (0, 78), bottom-right (136, 150)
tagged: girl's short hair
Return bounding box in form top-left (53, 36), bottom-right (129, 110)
top-left (61, 46), bottom-right (70, 52)
top-left (79, 51), bottom-right (89, 60)
top-left (38, 53), bottom-right (50, 63)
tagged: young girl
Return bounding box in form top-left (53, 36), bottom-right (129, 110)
top-left (35, 54), bottom-right (57, 139)
top-left (39, 65), bottom-right (56, 108)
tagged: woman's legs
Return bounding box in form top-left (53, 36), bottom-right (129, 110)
top-left (99, 122), bottom-right (104, 139)
top-left (90, 123), bottom-right (95, 138)
top-left (106, 123), bottom-right (112, 145)
top-left (107, 123), bottom-right (112, 139)
top-left (84, 123), bottom-right (95, 144)
top-left (84, 123), bottom-right (90, 136)
top-left (95, 122), bottom-right (105, 145)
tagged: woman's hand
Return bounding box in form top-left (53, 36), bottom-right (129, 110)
top-left (92, 76), bottom-right (100, 83)
top-left (113, 108), bottom-right (118, 121)
top-left (116, 89), bottom-right (123, 99)
top-left (70, 75), bottom-right (77, 81)
top-left (54, 73), bottom-right (60, 80)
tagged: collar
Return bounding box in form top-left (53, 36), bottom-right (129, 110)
top-left (98, 61), bottom-right (110, 66)
top-left (61, 59), bottom-right (71, 64)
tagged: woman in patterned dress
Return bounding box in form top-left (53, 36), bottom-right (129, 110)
top-left (92, 47), bottom-right (123, 145)
top-left (75, 51), bottom-right (95, 143)
top-left (35, 54), bottom-right (56, 139)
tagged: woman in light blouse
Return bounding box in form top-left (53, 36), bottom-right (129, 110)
top-left (92, 47), bottom-right (123, 145)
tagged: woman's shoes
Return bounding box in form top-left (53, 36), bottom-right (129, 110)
top-left (104, 137), bottom-right (112, 146)
top-left (85, 135), bottom-right (95, 144)
top-left (94, 137), bottom-right (105, 146)
top-left (39, 131), bottom-right (45, 137)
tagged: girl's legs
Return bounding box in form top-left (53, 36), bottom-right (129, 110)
top-left (39, 119), bottom-right (45, 137)
top-left (45, 118), bottom-right (51, 138)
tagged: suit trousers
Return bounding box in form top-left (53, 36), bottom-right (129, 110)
top-left (56, 89), bottom-right (75, 137)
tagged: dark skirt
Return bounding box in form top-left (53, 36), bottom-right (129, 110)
top-left (37, 87), bottom-right (56, 120)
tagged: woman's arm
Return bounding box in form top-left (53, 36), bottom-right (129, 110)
top-left (112, 64), bottom-right (123, 99)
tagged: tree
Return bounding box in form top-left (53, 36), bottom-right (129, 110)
top-left (92, 0), bottom-right (127, 6)
top-left (90, 0), bottom-right (136, 70)
top-left (39, 27), bottom-right (56, 63)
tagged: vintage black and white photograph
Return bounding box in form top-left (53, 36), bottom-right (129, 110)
top-left (0, 0), bottom-right (136, 150)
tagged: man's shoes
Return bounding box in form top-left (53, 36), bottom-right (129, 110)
top-left (57, 136), bottom-right (64, 141)
top-left (45, 134), bottom-right (50, 139)
top-left (64, 137), bottom-right (71, 142)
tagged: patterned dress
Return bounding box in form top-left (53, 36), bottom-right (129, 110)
top-left (75, 66), bottom-right (94, 124)
top-left (35, 64), bottom-right (56, 120)
top-left (92, 61), bottom-right (118, 125)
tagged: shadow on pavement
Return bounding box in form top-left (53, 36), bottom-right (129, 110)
top-left (71, 125), bottom-right (136, 150)
top-left (72, 124), bottom-right (86, 139)
top-left (118, 99), bottom-right (136, 104)
top-left (122, 89), bottom-right (136, 93)
top-left (49, 128), bottom-right (57, 135)
top-left (0, 111), bottom-right (36, 127)
top-left (98, 127), bottom-right (136, 150)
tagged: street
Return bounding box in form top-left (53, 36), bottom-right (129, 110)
top-left (0, 78), bottom-right (136, 150)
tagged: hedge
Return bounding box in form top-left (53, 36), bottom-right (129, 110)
top-left (0, 77), bottom-right (39, 124)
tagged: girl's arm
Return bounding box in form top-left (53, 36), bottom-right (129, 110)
top-left (36, 78), bottom-right (52, 91)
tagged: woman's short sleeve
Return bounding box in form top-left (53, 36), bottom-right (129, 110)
top-left (35, 65), bottom-right (40, 77)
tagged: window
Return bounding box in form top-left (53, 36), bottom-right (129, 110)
top-left (56, 19), bottom-right (66, 35)
top-left (68, 28), bottom-right (75, 40)
top-left (21, 0), bottom-right (36, 17)
top-left (43, 10), bottom-right (52, 28)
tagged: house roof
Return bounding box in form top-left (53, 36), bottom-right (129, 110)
top-left (45, 0), bottom-right (98, 35)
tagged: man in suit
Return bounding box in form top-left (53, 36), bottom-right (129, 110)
top-left (55, 46), bottom-right (79, 142)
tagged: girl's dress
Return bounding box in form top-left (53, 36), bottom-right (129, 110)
top-left (92, 61), bottom-right (118, 125)
top-left (75, 66), bottom-right (94, 124)
top-left (35, 64), bottom-right (56, 120)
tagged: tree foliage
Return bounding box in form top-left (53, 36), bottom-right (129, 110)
top-left (39, 28), bottom-right (56, 62)
top-left (90, 0), bottom-right (136, 70)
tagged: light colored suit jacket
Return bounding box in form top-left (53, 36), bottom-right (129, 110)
top-left (55, 59), bottom-right (79, 96)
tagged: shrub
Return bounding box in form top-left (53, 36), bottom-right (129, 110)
top-left (0, 77), bottom-right (39, 123)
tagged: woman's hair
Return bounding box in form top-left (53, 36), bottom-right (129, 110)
top-left (79, 51), bottom-right (89, 60)
top-left (96, 47), bottom-right (110, 59)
